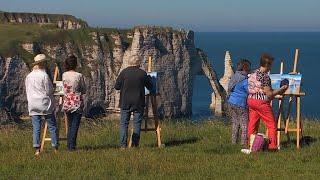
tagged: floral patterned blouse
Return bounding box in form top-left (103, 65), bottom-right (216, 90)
top-left (62, 71), bottom-right (86, 113)
top-left (248, 69), bottom-right (271, 101)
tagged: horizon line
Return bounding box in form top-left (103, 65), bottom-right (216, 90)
top-left (195, 31), bottom-right (320, 33)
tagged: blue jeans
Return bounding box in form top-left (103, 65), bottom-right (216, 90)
top-left (32, 114), bottom-right (59, 148)
top-left (66, 111), bottom-right (82, 150)
top-left (120, 108), bottom-right (144, 147)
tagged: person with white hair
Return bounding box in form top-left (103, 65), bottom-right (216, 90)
top-left (115, 56), bottom-right (153, 148)
top-left (25, 54), bottom-right (59, 155)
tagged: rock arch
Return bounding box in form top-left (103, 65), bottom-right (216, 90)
top-left (195, 49), bottom-right (233, 116)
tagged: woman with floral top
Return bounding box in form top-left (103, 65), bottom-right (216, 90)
top-left (247, 53), bottom-right (288, 151)
top-left (62, 55), bottom-right (86, 151)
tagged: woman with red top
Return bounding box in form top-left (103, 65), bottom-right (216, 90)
top-left (247, 53), bottom-right (288, 151)
top-left (62, 55), bottom-right (86, 151)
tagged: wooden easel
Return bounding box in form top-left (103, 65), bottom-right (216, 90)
top-left (128, 56), bottom-right (162, 148)
top-left (40, 65), bottom-right (68, 152)
top-left (276, 49), bottom-right (306, 149)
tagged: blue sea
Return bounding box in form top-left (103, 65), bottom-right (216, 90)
top-left (192, 32), bottom-right (320, 119)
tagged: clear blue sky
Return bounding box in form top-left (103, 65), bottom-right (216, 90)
top-left (1, 0), bottom-right (320, 32)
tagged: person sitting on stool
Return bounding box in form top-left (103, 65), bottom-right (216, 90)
top-left (115, 56), bottom-right (153, 148)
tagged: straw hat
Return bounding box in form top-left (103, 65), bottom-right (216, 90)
top-left (32, 54), bottom-right (48, 66)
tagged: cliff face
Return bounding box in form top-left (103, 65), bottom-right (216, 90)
top-left (0, 26), bottom-right (205, 121)
top-left (0, 14), bottom-right (232, 123)
top-left (0, 56), bottom-right (29, 123)
top-left (115, 27), bottom-right (197, 117)
top-left (0, 11), bottom-right (87, 29)
top-left (197, 49), bottom-right (226, 116)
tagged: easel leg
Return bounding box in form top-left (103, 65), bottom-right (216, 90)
top-left (296, 96), bottom-right (301, 149)
top-left (130, 94), bottom-right (162, 148)
top-left (40, 122), bottom-right (48, 152)
top-left (277, 99), bottom-right (283, 148)
top-left (285, 97), bottom-right (293, 134)
top-left (128, 112), bottom-right (133, 148)
top-left (151, 96), bottom-right (162, 148)
top-left (145, 96), bottom-right (150, 133)
top-left (64, 113), bottom-right (68, 136)
top-left (128, 129), bottom-right (133, 148)
top-left (41, 113), bottom-right (69, 152)
top-left (155, 119), bottom-right (162, 147)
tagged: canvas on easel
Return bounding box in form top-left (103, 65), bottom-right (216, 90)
top-left (282, 74), bottom-right (302, 94)
top-left (270, 74), bottom-right (302, 94)
top-left (145, 72), bottom-right (157, 95)
top-left (54, 81), bottom-right (64, 96)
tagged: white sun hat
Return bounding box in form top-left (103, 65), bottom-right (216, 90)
top-left (33, 54), bottom-right (48, 66)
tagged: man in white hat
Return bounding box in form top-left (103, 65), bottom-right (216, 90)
top-left (25, 54), bottom-right (59, 155)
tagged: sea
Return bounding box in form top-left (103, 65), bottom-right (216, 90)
top-left (192, 32), bottom-right (320, 119)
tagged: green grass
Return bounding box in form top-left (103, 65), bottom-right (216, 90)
top-left (0, 11), bottom-right (87, 26)
top-left (0, 24), bottom-right (128, 77)
top-left (0, 118), bottom-right (320, 179)
top-left (0, 24), bottom-right (132, 71)
top-left (0, 23), bottom-right (187, 74)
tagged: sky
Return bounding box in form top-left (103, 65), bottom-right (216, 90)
top-left (1, 0), bottom-right (320, 32)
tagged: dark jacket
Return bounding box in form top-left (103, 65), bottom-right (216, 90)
top-left (115, 66), bottom-right (153, 111)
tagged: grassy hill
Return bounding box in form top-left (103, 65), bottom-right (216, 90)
top-left (0, 11), bottom-right (87, 25)
top-left (0, 23), bottom-right (131, 66)
top-left (0, 118), bottom-right (319, 179)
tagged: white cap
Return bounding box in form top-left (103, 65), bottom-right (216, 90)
top-left (33, 54), bottom-right (47, 65)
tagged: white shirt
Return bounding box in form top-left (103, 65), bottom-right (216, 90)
top-left (25, 69), bottom-right (54, 115)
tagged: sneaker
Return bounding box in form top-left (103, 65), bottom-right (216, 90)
top-left (120, 146), bottom-right (127, 150)
top-left (34, 149), bottom-right (40, 156)
top-left (54, 147), bottom-right (59, 154)
top-left (131, 143), bottom-right (139, 148)
top-left (241, 149), bottom-right (251, 154)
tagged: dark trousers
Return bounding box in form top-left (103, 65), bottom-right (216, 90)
top-left (228, 103), bottom-right (249, 146)
top-left (66, 111), bottom-right (82, 150)
top-left (120, 108), bottom-right (144, 147)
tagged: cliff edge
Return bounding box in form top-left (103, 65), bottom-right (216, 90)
top-left (0, 13), bottom-right (231, 123)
